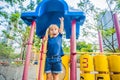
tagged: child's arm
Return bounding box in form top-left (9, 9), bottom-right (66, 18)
top-left (43, 28), bottom-right (49, 53)
top-left (59, 17), bottom-right (64, 34)
top-left (43, 28), bottom-right (49, 41)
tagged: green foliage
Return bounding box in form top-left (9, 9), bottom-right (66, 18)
top-left (0, 11), bottom-right (8, 19)
top-left (2, 30), bottom-right (15, 40)
top-left (10, 12), bottom-right (20, 22)
top-left (63, 47), bottom-right (70, 54)
top-left (33, 35), bottom-right (41, 50)
top-left (0, 42), bottom-right (14, 58)
top-left (10, 53), bottom-right (20, 59)
top-left (102, 28), bottom-right (115, 37)
top-left (37, 0), bottom-right (42, 4)
top-left (27, 0), bottom-right (35, 10)
top-left (114, 0), bottom-right (120, 9)
top-left (77, 41), bottom-right (93, 52)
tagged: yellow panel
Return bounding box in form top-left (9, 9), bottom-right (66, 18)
top-left (108, 55), bottom-right (120, 72)
top-left (111, 74), bottom-right (120, 80)
top-left (94, 55), bottom-right (109, 72)
top-left (95, 74), bottom-right (110, 80)
top-left (43, 55), bottom-right (70, 80)
top-left (80, 54), bottom-right (94, 72)
top-left (61, 55), bottom-right (70, 80)
top-left (80, 73), bottom-right (95, 80)
top-left (40, 53), bottom-right (46, 80)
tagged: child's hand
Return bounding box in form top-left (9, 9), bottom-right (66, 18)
top-left (59, 17), bottom-right (64, 22)
top-left (59, 17), bottom-right (64, 33)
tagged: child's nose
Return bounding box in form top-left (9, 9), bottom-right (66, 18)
top-left (53, 30), bottom-right (56, 32)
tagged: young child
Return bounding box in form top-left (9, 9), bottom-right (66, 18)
top-left (43, 17), bottom-right (64, 80)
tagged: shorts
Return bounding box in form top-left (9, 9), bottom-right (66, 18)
top-left (45, 56), bottom-right (62, 73)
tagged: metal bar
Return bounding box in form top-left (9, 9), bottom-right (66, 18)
top-left (98, 30), bottom-right (104, 54)
top-left (70, 19), bottom-right (77, 80)
top-left (113, 13), bottom-right (120, 50)
top-left (22, 21), bottom-right (36, 80)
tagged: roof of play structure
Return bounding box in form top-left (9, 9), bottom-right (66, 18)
top-left (21, 0), bottom-right (86, 39)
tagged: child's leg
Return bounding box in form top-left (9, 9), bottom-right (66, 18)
top-left (46, 73), bottom-right (52, 80)
top-left (53, 73), bottom-right (59, 80)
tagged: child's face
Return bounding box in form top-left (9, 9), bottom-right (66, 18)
top-left (49, 25), bottom-right (59, 37)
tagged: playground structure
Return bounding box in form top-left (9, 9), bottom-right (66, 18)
top-left (21, 0), bottom-right (85, 80)
top-left (79, 52), bottom-right (120, 80)
top-left (21, 0), bottom-right (120, 80)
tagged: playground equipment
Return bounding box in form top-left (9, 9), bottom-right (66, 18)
top-left (80, 54), bottom-right (95, 80)
top-left (113, 13), bottom-right (120, 50)
top-left (94, 55), bottom-right (110, 80)
top-left (79, 52), bottom-right (120, 80)
top-left (20, 0), bottom-right (120, 79)
top-left (108, 55), bottom-right (120, 80)
top-left (21, 0), bottom-right (85, 80)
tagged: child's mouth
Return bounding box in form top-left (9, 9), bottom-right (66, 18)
top-left (53, 34), bottom-right (56, 36)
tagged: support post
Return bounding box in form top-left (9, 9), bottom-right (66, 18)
top-left (38, 38), bottom-right (44, 80)
top-left (70, 19), bottom-right (77, 80)
top-left (22, 21), bottom-right (36, 80)
top-left (98, 30), bottom-right (103, 54)
top-left (113, 13), bottom-right (120, 50)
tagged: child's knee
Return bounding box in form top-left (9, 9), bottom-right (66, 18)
top-left (46, 73), bottom-right (52, 80)
top-left (53, 73), bottom-right (59, 79)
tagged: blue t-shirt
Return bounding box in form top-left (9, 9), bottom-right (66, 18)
top-left (46, 33), bottom-right (64, 57)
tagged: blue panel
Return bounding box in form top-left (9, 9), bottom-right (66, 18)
top-left (21, 12), bottom-right (38, 25)
top-left (36, 12), bottom-right (64, 38)
top-left (65, 11), bottom-right (86, 25)
top-left (64, 12), bottom-right (86, 39)
top-left (21, 0), bottom-right (86, 39)
top-left (43, 0), bottom-right (64, 12)
top-left (76, 22), bottom-right (81, 39)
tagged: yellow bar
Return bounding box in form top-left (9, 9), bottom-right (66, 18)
top-left (95, 74), bottom-right (110, 80)
top-left (94, 55), bottom-right (109, 72)
top-left (108, 55), bottom-right (120, 72)
top-left (80, 73), bottom-right (95, 80)
top-left (111, 74), bottom-right (120, 80)
top-left (80, 54), bottom-right (94, 72)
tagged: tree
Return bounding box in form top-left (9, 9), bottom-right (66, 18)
top-left (0, 0), bottom-right (42, 60)
top-left (0, 42), bottom-right (16, 59)
top-left (77, 41), bottom-right (93, 52)
top-left (77, 0), bottom-right (120, 52)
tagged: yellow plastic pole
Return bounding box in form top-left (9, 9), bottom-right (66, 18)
top-left (80, 54), bottom-right (95, 80)
top-left (80, 54), bottom-right (94, 72)
top-left (94, 55), bottom-right (109, 72)
top-left (108, 55), bottom-right (120, 72)
top-left (80, 73), bottom-right (95, 80)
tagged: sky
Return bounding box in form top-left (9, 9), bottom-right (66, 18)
top-left (65, 0), bottom-right (80, 9)
top-left (65, 0), bottom-right (108, 9)
top-left (90, 0), bottom-right (108, 9)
